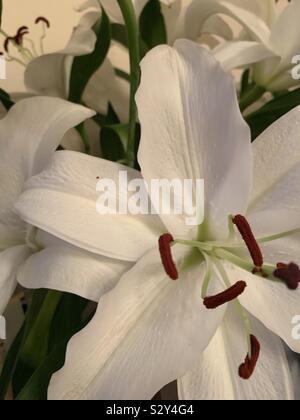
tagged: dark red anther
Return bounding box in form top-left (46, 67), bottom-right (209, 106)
top-left (17, 26), bottom-right (29, 36)
top-left (15, 27), bottom-right (29, 45)
top-left (35, 17), bottom-right (50, 28)
top-left (239, 335), bottom-right (261, 380)
top-left (203, 281), bottom-right (247, 309)
top-left (159, 234), bottom-right (178, 281)
top-left (4, 37), bottom-right (14, 53)
top-left (233, 215), bottom-right (264, 269)
top-left (274, 263), bottom-right (300, 290)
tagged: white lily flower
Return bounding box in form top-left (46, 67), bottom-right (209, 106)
top-left (0, 96), bottom-right (133, 313)
top-left (0, 1), bottom-right (126, 121)
top-left (193, 0), bottom-right (300, 92)
top-left (15, 41), bottom-right (300, 400)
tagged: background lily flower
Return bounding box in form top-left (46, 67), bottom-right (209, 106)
top-left (191, 0), bottom-right (300, 92)
top-left (0, 96), bottom-right (134, 314)
top-left (15, 41), bottom-right (300, 400)
top-left (0, 0), bottom-right (128, 125)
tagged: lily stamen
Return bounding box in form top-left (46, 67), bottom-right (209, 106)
top-left (15, 27), bottom-right (30, 46)
top-left (35, 17), bottom-right (50, 54)
top-left (159, 234), bottom-right (178, 281)
top-left (203, 281), bottom-right (247, 309)
top-left (274, 262), bottom-right (300, 290)
top-left (4, 36), bottom-right (15, 53)
top-left (239, 335), bottom-right (261, 380)
top-left (35, 17), bottom-right (51, 28)
top-left (233, 214), bottom-right (264, 270)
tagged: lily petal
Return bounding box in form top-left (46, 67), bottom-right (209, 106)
top-left (48, 247), bottom-right (226, 400)
top-left (0, 98), bottom-right (94, 233)
top-left (250, 106), bottom-right (300, 209)
top-left (185, 0), bottom-right (271, 47)
top-left (0, 246), bottom-right (30, 315)
top-left (136, 40), bottom-right (252, 238)
top-left (229, 0), bottom-right (277, 26)
top-left (178, 307), bottom-right (293, 400)
top-left (269, 1), bottom-right (300, 63)
top-left (24, 10), bottom-right (99, 97)
top-left (15, 151), bottom-right (165, 262)
top-left (223, 262), bottom-right (300, 353)
top-left (17, 243), bottom-right (131, 302)
top-left (83, 58), bottom-right (130, 123)
top-left (213, 40), bottom-right (275, 72)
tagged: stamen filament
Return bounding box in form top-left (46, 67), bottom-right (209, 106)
top-left (227, 214), bottom-right (236, 240)
top-left (213, 248), bottom-right (254, 272)
top-left (5, 54), bottom-right (26, 66)
top-left (201, 253), bottom-right (213, 299)
top-left (257, 227), bottom-right (300, 245)
top-left (174, 239), bottom-right (213, 252)
top-left (213, 259), bottom-right (252, 358)
top-left (24, 38), bottom-right (39, 57)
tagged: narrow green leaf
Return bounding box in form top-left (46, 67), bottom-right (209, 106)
top-left (12, 291), bottom-right (62, 396)
top-left (139, 0), bottom-right (167, 50)
top-left (246, 87), bottom-right (300, 140)
top-left (240, 69), bottom-right (250, 98)
top-left (0, 290), bottom-right (48, 399)
top-left (0, 324), bottom-right (25, 400)
top-left (0, 89), bottom-right (14, 111)
top-left (117, 0), bottom-right (140, 168)
top-left (111, 23), bottom-right (128, 48)
top-left (100, 124), bottom-right (127, 162)
top-left (93, 103), bottom-right (120, 127)
top-left (16, 311), bottom-right (95, 400)
top-left (68, 9), bottom-right (111, 104)
top-left (115, 68), bottom-right (130, 83)
top-left (48, 294), bottom-right (88, 351)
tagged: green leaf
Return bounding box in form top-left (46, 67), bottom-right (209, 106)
top-left (240, 69), bottom-right (250, 98)
top-left (0, 89), bottom-right (14, 111)
top-left (48, 293), bottom-right (88, 351)
top-left (0, 290), bottom-right (48, 399)
top-left (0, 324), bottom-right (25, 400)
top-left (16, 341), bottom-right (67, 400)
top-left (111, 22), bottom-right (148, 59)
top-left (100, 124), bottom-right (127, 162)
top-left (0, 0), bottom-right (2, 26)
top-left (12, 291), bottom-right (62, 396)
top-left (16, 311), bottom-right (95, 400)
top-left (111, 23), bottom-right (128, 48)
top-left (68, 9), bottom-right (111, 104)
top-left (115, 68), bottom-right (130, 83)
top-left (117, 0), bottom-right (141, 168)
top-left (93, 103), bottom-right (120, 127)
top-left (246, 87), bottom-right (300, 140)
top-left (139, 0), bottom-right (167, 50)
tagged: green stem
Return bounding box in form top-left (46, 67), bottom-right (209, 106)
top-left (239, 85), bottom-right (265, 112)
top-left (117, 0), bottom-right (140, 168)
